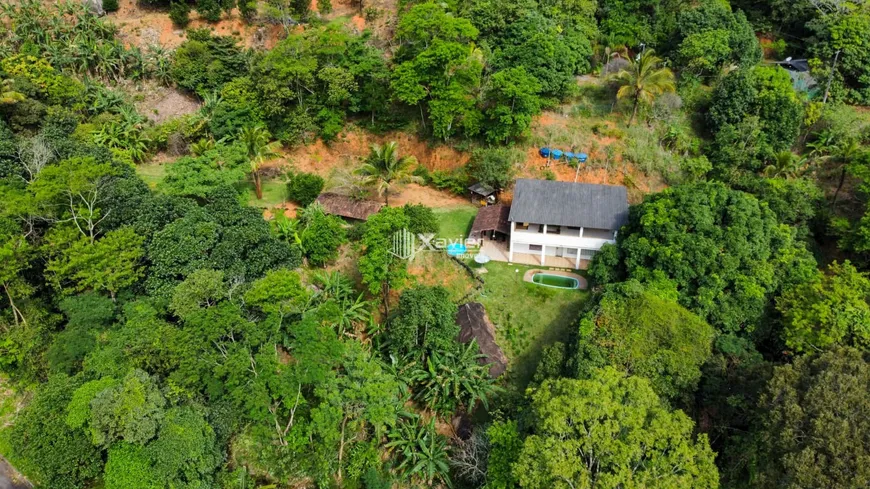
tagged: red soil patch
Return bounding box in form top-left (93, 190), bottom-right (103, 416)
top-left (272, 126), bottom-right (469, 177)
top-left (350, 15), bottom-right (366, 30)
top-left (262, 202), bottom-right (300, 220)
top-left (388, 184), bottom-right (468, 207)
top-left (534, 111), bottom-right (571, 131)
top-left (109, 0), bottom-right (284, 50)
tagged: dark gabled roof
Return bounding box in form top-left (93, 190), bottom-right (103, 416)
top-left (774, 58), bottom-right (810, 73)
top-left (469, 205), bottom-right (511, 239)
top-left (468, 182), bottom-right (495, 197)
top-left (456, 302), bottom-right (507, 378)
top-left (508, 179), bottom-right (629, 230)
top-left (315, 193), bottom-right (384, 221)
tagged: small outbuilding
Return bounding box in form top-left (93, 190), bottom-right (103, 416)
top-left (456, 302), bottom-right (508, 378)
top-left (468, 204), bottom-right (511, 245)
top-left (468, 182), bottom-right (497, 205)
top-left (315, 193), bottom-right (384, 221)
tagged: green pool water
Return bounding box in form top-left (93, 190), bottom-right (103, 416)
top-left (532, 273), bottom-right (580, 289)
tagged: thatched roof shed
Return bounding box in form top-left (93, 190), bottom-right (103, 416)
top-left (456, 302), bottom-right (508, 378)
top-left (315, 193), bottom-right (384, 221)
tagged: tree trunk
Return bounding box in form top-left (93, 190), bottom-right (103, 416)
top-left (628, 98), bottom-right (639, 127)
top-left (337, 415), bottom-right (348, 482)
top-left (254, 171), bottom-right (263, 200)
top-left (382, 282), bottom-right (391, 318)
top-left (3, 283), bottom-right (25, 326)
top-left (831, 165), bottom-right (847, 208)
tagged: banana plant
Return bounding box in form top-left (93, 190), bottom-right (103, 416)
top-left (386, 414), bottom-right (452, 488)
top-left (408, 341), bottom-right (497, 415)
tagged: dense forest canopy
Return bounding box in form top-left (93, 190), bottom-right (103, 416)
top-left (2, 0), bottom-right (870, 487)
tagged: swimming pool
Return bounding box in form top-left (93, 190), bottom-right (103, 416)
top-left (532, 273), bottom-right (580, 289)
top-left (446, 243), bottom-right (467, 256)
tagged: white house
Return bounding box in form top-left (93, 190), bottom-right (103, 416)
top-left (506, 179), bottom-right (629, 269)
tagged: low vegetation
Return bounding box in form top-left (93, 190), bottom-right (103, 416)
top-left (3, 0), bottom-right (870, 487)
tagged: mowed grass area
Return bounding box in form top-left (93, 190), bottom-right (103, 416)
top-left (470, 261), bottom-right (588, 389)
top-left (136, 162), bottom-right (167, 189)
top-left (434, 205), bottom-right (478, 240)
top-left (409, 251), bottom-right (478, 302)
top-left (242, 179), bottom-right (288, 208)
top-left (134, 162), bottom-right (288, 209)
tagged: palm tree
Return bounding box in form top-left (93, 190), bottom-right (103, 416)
top-left (828, 139), bottom-right (863, 207)
top-left (610, 49), bottom-right (676, 127)
top-left (763, 151), bottom-right (807, 179)
top-left (239, 126), bottom-right (281, 200)
top-left (355, 142), bottom-right (421, 205)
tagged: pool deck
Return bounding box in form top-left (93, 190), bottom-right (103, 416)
top-left (522, 269), bottom-right (588, 289)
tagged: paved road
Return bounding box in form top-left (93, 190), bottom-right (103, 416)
top-left (0, 457), bottom-right (31, 489)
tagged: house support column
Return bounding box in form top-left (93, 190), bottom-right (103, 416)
top-left (541, 224), bottom-right (547, 266)
top-left (508, 222), bottom-right (515, 262)
top-left (575, 249), bottom-right (581, 269)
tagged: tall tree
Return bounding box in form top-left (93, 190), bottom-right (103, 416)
top-left (753, 347), bottom-right (870, 488)
top-left (573, 280), bottom-right (715, 401)
top-left (777, 261), bottom-right (870, 352)
top-left (590, 182), bottom-right (818, 334)
top-left (610, 49), bottom-right (676, 127)
top-left (355, 142), bottom-right (421, 205)
top-left (510, 369), bottom-right (719, 488)
top-left (238, 126), bottom-right (281, 200)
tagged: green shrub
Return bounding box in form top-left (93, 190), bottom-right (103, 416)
top-left (402, 204), bottom-right (438, 236)
top-left (196, 0), bottom-right (222, 21)
top-left (102, 0), bottom-right (119, 11)
top-left (169, 1), bottom-right (191, 27)
top-left (428, 168), bottom-right (468, 195)
top-left (170, 29), bottom-right (248, 95)
top-left (287, 172), bottom-right (325, 206)
top-left (238, 0), bottom-right (257, 20)
top-left (300, 206), bottom-right (347, 266)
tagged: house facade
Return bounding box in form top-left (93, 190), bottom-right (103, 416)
top-left (507, 179), bottom-right (629, 269)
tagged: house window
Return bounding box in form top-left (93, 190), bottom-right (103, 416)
top-left (529, 244), bottom-right (543, 252)
top-left (516, 222), bottom-right (529, 231)
top-left (537, 225), bottom-right (544, 233)
top-left (547, 225), bottom-right (561, 234)
top-left (565, 248), bottom-right (578, 256)
top-left (580, 249), bottom-right (598, 259)
top-left (582, 228), bottom-right (613, 239)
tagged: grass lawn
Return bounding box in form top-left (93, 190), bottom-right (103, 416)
top-left (470, 261), bottom-right (588, 389)
top-left (409, 252), bottom-right (478, 302)
top-left (434, 205), bottom-right (478, 240)
top-left (135, 163), bottom-right (287, 209)
top-left (136, 162), bottom-right (167, 189)
top-left (242, 179), bottom-right (288, 208)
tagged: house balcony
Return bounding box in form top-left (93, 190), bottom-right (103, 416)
top-left (511, 228), bottom-right (615, 250)
top-left (480, 240), bottom-right (588, 269)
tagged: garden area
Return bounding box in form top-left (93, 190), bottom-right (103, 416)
top-left (470, 261), bottom-right (588, 388)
